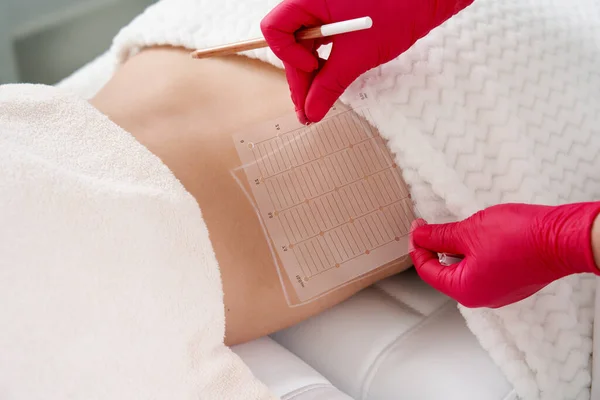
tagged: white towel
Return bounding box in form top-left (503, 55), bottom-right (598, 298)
top-left (0, 84), bottom-right (277, 400)
top-left (57, 0), bottom-right (600, 398)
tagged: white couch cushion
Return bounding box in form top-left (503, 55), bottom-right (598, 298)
top-left (233, 337), bottom-right (352, 399)
top-left (271, 269), bottom-right (515, 399)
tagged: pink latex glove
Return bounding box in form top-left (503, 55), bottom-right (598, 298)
top-left (260, 0), bottom-right (474, 124)
top-left (409, 202), bottom-right (600, 308)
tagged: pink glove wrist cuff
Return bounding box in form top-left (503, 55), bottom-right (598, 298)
top-left (557, 202), bottom-right (600, 275)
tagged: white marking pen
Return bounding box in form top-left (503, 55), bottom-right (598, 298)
top-left (317, 17), bottom-right (373, 37)
top-left (190, 17), bottom-right (373, 59)
top-left (438, 253), bottom-right (464, 266)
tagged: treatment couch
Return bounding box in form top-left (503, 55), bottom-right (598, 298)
top-left (233, 269), bottom-right (516, 400)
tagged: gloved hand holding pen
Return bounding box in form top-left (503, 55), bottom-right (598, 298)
top-left (260, 0), bottom-right (474, 124)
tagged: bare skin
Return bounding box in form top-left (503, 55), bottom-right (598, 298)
top-left (90, 46), bottom-right (413, 346)
top-left (592, 216), bottom-right (600, 268)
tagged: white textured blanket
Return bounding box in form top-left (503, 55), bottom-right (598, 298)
top-left (0, 84), bottom-right (276, 399)
top-left (56, 0), bottom-right (600, 398)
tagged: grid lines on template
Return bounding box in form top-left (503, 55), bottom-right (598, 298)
top-left (249, 109), bottom-right (415, 279)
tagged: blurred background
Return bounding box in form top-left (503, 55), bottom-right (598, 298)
top-left (0, 0), bottom-right (155, 85)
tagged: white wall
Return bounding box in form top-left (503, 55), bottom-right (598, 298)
top-left (0, 0), bottom-right (154, 84)
top-left (6, 0), bottom-right (86, 25)
top-left (1, 0), bottom-right (85, 83)
top-left (0, 1), bottom-right (19, 83)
